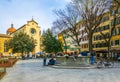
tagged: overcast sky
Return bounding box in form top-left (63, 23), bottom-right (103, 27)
top-left (0, 0), bottom-right (71, 34)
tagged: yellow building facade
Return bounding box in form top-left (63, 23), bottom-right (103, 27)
top-left (58, 11), bottom-right (120, 57)
top-left (58, 27), bottom-right (81, 53)
top-left (0, 19), bottom-right (41, 56)
top-left (93, 11), bottom-right (120, 57)
top-left (93, 12), bottom-right (110, 52)
top-left (11, 19), bottom-right (41, 53)
top-left (0, 34), bottom-right (11, 55)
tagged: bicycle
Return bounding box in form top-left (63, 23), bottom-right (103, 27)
top-left (96, 57), bottom-right (114, 68)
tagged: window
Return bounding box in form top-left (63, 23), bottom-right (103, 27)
top-left (94, 28), bottom-right (100, 32)
top-left (106, 33), bottom-right (109, 38)
top-left (96, 36), bottom-right (98, 40)
top-left (4, 41), bottom-right (8, 52)
top-left (111, 41), bottom-right (113, 46)
top-left (118, 28), bottom-right (120, 34)
top-left (105, 25), bottom-right (109, 30)
top-left (111, 11), bottom-right (115, 15)
top-left (101, 16), bottom-right (109, 22)
top-left (64, 36), bottom-right (69, 39)
top-left (30, 28), bottom-right (36, 34)
top-left (94, 36), bottom-right (96, 41)
top-left (119, 40), bottom-right (120, 45)
top-left (82, 44), bottom-right (83, 48)
top-left (101, 26), bottom-right (104, 31)
top-left (86, 44), bottom-right (88, 48)
top-left (111, 20), bottom-right (114, 26)
top-left (115, 40), bottom-right (119, 45)
top-left (101, 25), bottom-right (109, 31)
top-left (112, 41), bottom-right (115, 46)
top-left (118, 8), bottom-right (120, 12)
top-left (93, 44), bottom-right (95, 48)
top-left (116, 18), bottom-right (120, 25)
top-left (104, 43), bottom-right (107, 47)
top-left (111, 18), bottom-right (120, 26)
top-left (107, 33), bottom-right (109, 37)
top-left (99, 35), bottom-right (101, 40)
top-left (112, 29), bottom-right (117, 35)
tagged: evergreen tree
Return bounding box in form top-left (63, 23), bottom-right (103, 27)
top-left (8, 32), bottom-right (36, 55)
top-left (42, 29), bottom-right (63, 54)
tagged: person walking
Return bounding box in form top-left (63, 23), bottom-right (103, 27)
top-left (43, 53), bottom-right (47, 66)
top-left (90, 51), bottom-right (96, 65)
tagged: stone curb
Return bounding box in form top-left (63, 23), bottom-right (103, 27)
top-left (49, 65), bottom-right (97, 69)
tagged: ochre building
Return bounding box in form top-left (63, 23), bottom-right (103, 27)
top-left (0, 19), bottom-right (41, 56)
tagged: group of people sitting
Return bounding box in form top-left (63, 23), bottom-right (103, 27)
top-left (48, 58), bottom-right (56, 65)
top-left (43, 53), bottom-right (56, 66)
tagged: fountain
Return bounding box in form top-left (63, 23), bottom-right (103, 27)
top-left (55, 56), bottom-right (91, 67)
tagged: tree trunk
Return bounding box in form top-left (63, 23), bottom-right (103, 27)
top-left (107, 41), bottom-right (110, 61)
top-left (77, 42), bottom-right (81, 53)
top-left (62, 34), bottom-right (67, 54)
top-left (89, 32), bottom-right (93, 55)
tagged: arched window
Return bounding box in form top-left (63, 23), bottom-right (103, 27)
top-left (4, 40), bottom-right (8, 52)
top-left (113, 29), bottom-right (116, 35)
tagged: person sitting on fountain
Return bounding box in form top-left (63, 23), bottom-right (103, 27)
top-left (48, 57), bottom-right (56, 65)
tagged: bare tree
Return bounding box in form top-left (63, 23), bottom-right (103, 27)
top-left (114, 0), bottom-right (120, 5)
top-left (53, 4), bottom-right (82, 52)
top-left (52, 19), bottom-right (68, 53)
top-left (73, 0), bottom-right (108, 54)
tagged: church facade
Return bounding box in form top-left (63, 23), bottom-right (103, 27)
top-left (0, 19), bottom-right (41, 55)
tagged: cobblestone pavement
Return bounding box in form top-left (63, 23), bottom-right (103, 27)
top-left (1, 59), bottom-right (120, 82)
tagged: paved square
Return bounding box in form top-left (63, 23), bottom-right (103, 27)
top-left (1, 59), bottom-right (120, 82)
